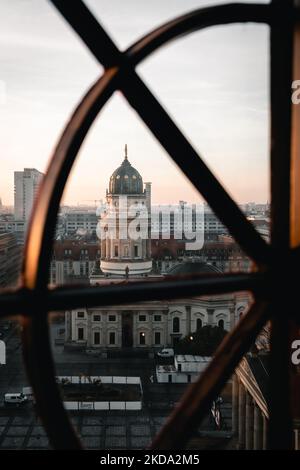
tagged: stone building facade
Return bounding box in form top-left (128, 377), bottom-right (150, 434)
top-left (64, 147), bottom-right (249, 351)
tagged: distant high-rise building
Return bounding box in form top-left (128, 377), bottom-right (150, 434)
top-left (14, 168), bottom-right (44, 221)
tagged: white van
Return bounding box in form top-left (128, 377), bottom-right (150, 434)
top-left (157, 348), bottom-right (174, 358)
top-left (4, 393), bottom-right (28, 406)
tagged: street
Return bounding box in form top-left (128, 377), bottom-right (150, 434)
top-left (0, 321), bottom-right (235, 449)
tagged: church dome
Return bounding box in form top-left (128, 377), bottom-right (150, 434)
top-left (109, 145), bottom-right (143, 195)
top-left (166, 261), bottom-right (222, 277)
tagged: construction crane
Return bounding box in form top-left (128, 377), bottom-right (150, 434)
top-left (80, 199), bottom-right (102, 208)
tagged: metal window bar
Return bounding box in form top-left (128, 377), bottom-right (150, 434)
top-left (0, 0), bottom-right (299, 450)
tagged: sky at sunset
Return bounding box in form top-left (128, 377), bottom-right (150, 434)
top-left (0, 0), bottom-right (270, 206)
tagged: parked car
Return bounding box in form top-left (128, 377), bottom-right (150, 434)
top-left (4, 393), bottom-right (28, 406)
top-left (157, 348), bottom-right (174, 358)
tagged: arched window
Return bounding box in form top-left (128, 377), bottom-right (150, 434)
top-left (218, 319), bottom-right (224, 330)
top-left (196, 318), bottom-right (202, 331)
top-left (173, 316), bottom-right (180, 333)
top-left (94, 331), bottom-right (100, 345)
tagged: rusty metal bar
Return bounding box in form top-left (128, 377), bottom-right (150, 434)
top-left (19, 3), bottom-right (276, 447)
top-left (52, 2), bottom-right (272, 69)
top-left (268, 0), bottom-right (295, 450)
top-left (291, 1), bottom-right (300, 247)
top-left (50, 0), bottom-right (121, 69)
top-left (5, 0), bottom-right (295, 451)
top-left (127, 3), bottom-right (272, 65)
top-left (290, 1), bottom-right (300, 433)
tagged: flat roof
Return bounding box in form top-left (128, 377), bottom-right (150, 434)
top-left (156, 365), bottom-right (177, 373)
top-left (175, 355), bottom-right (211, 363)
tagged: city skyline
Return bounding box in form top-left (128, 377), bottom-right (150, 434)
top-left (0, 0), bottom-right (270, 205)
top-left (0, 163), bottom-right (270, 211)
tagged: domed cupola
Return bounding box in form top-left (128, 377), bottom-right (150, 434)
top-left (109, 145), bottom-right (143, 195)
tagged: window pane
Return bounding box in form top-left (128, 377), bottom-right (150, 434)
top-left (0, 0), bottom-right (99, 290)
top-left (1, 0), bottom-right (275, 452)
top-left (138, 23), bottom-right (270, 239)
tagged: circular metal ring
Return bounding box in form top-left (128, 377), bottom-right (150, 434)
top-left (21, 3), bottom-right (272, 449)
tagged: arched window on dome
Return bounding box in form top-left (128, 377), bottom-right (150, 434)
top-left (123, 176), bottom-right (129, 193)
top-left (173, 317), bottom-right (180, 333)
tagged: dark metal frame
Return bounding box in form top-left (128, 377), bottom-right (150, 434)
top-left (0, 0), bottom-right (299, 450)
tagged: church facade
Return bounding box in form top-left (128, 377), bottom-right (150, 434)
top-left (64, 146), bottom-right (249, 351)
top-left (64, 295), bottom-right (248, 350)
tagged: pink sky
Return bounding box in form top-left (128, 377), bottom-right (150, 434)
top-left (0, 0), bottom-right (270, 206)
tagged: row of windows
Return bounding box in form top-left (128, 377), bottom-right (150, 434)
top-left (77, 328), bottom-right (162, 345)
top-left (77, 311), bottom-right (116, 322)
top-left (63, 249), bottom-right (98, 256)
top-left (76, 312), bottom-right (162, 322)
top-left (76, 313), bottom-right (225, 330)
top-left (113, 245), bottom-right (139, 257)
top-left (78, 323), bottom-right (226, 345)
top-left (76, 313), bottom-right (226, 332)
top-left (138, 314), bottom-right (162, 322)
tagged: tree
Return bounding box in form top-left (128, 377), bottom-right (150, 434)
top-left (175, 325), bottom-right (227, 356)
